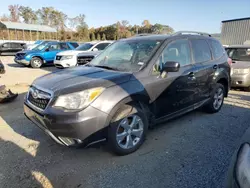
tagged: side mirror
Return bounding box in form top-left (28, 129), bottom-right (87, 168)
top-left (92, 48), bottom-right (98, 52)
top-left (45, 48), bottom-right (50, 52)
top-left (161, 61), bottom-right (180, 72)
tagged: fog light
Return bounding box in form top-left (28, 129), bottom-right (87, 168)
top-left (235, 143), bottom-right (250, 188)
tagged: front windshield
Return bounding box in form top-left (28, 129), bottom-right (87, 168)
top-left (89, 39), bottom-right (162, 72)
top-left (76, 43), bottom-right (94, 51)
top-left (33, 43), bottom-right (48, 51)
top-left (34, 40), bottom-right (42, 45)
top-left (226, 48), bottom-right (250, 61)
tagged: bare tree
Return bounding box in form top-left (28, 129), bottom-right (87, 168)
top-left (8, 5), bottom-right (20, 22)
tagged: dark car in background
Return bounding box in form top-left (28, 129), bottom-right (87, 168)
top-left (0, 42), bottom-right (26, 56)
top-left (226, 45), bottom-right (250, 91)
top-left (24, 31), bottom-right (231, 155)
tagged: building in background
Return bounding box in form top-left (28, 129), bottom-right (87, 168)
top-left (221, 17), bottom-right (250, 45)
top-left (0, 21), bottom-right (57, 42)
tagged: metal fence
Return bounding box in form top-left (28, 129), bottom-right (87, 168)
top-left (221, 18), bottom-right (250, 45)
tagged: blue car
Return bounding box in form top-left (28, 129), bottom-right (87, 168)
top-left (15, 41), bottom-right (79, 68)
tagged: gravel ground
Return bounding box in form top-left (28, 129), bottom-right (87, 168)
top-left (1, 56), bottom-right (250, 188)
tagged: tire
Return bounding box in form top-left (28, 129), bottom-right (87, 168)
top-left (203, 83), bottom-right (225, 113)
top-left (108, 104), bottom-right (148, 155)
top-left (30, 57), bottom-right (43, 68)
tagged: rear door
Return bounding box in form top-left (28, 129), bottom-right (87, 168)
top-left (147, 39), bottom-right (198, 118)
top-left (189, 39), bottom-right (213, 103)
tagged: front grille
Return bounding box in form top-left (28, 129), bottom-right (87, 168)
top-left (56, 56), bottom-right (62, 60)
top-left (77, 56), bottom-right (94, 65)
top-left (27, 87), bottom-right (51, 110)
top-left (16, 53), bottom-right (26, 59)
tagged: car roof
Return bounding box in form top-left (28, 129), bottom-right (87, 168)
top-left (226, 45), bottom-right (250, 49)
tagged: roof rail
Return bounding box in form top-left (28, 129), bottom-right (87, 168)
top-left (133, 33), bottom-right (152, 37)
top-left (174, 31), bottom-right (211, 37)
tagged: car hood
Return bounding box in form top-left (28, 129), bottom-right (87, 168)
top-left (57, 50), bottom-right (83, 56)
top-left (17, 50), bottom-right (41, 55)
top-left (78, 51), bottom-right (101, 57)
top-left (231, 61), bottom-right (250, 69)
top-left (32, 66), bottom-right (132, 95)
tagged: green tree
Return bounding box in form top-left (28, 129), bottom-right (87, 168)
top-left (101, 33), bottom-right (106, 40)
top-left (19, 6), bottom-right (37, 24)
top-left (91, 32), bottom-right (96, 40)
top-left (97, 33), bottom-right (101, 40)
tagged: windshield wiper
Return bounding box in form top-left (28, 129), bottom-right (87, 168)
top-left (91, 65), bottom-right (120, 71)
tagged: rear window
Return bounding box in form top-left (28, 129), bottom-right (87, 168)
top-left (191, 39), bottom-right (212, 63)
top-left (70, 42), bottom-right (79, 48)
top-left (208, 40), bottom-right (224, 59)
top-left (226, 48), bottom-right (250, 61)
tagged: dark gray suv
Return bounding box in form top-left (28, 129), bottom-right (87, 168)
top-left (24, 31), bottom-right (231, 155)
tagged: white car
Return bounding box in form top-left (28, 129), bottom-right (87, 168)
top-left (54, 41), bottom-right (113, 68)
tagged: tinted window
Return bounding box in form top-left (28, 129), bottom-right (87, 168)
top-left (191, 39), bottom-right (212, 63)
top-left (48, 44), bottom-right (60, 50)
top-left (76, 43), bottom-right (94, 51)
top-left (59, 43), bottom-right (70, 50)
top-left (95, 43), bottom-right (111, 51)
top-left (11, 43), bottom-right (21, 48)
top-left (226, 48), bottom-right (250, 61)
top-left (160, 39), bottom-right (191, 66)
top-left (2, 43), bottom-right (10, 48)
top-left (70, 42), bottom-right (79, 48)
top-left (208, 40), bottom-right (224, 59)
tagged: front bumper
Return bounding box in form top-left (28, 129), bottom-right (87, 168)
top-left (54, 59), bottom-right (77, 68)
top-left (24, 102), bottom-right (110, 146)
top-left (14, 58), bottom-right (30, 66)
top-left (231, 73), bottom-right (250, 87)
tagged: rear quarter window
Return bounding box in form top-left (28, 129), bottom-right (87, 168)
top-left (208, 40), bottom-right (225, 59)
top-left (190, 39), bottom-right (212, 63)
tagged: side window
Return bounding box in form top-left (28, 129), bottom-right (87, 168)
top-left (3, 43), bottom-right (10, 48)
top-left (49, 44), bottom-right (60, 50)
top-left (59, 43), bottom-right (70, 50)
top-left (70, 42), bottom-right (79, 48)
top-left (208, 40), bottom-right (224, 59)
top-left (160, 39), bottom-right (191, 66)
top-left (95, 43), bottom-right (110, 51)
top-left (11, 43), bottom-right (21, 48)
top-left (191, 39), bottom-right (212, 63)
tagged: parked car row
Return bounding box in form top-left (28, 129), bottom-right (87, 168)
top-left (23, 31), bottom-right (231, 155)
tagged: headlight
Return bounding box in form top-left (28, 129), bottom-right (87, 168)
top-left (233, 69), bottom-right (250, 74)
top-left (61, 55), bottom-right (73, 60)
top-left (53, 87), bottom-right (105, 110)
top-left (235, 143), bottom-right (250, 188)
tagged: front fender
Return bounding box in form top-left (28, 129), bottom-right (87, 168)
top-left (91, 80), bottom-right (149, 116)
top-left (25, 53), bottom-right (44, 61)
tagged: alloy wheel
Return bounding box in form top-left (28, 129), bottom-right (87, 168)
top-left (213, 87), bottom-right (224, 110)
top-left (116, 115), bottom-right (144, 149)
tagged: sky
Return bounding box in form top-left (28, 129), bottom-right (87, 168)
top-left (1, 0), bottom-right (250, 33)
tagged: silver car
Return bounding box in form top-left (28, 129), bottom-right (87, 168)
top-left (226, 45), bottom-right (250, 91)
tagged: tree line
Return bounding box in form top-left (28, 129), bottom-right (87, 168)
top-left (0, 5), bottom-right (174, 42)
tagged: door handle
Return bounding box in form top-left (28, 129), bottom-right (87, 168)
top-left (213, 65), bottom-right (218, 69)
top-left (188, 72), bottom-right (196, 80)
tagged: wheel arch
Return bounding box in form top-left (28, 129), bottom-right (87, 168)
top-left (217, 77), bottom-right (229, 97)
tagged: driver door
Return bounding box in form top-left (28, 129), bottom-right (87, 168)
top-left (146, 39), bottom-right (198, 118)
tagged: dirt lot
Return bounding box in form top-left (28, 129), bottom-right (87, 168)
top-left (1, 56), bottom-right (250, 188)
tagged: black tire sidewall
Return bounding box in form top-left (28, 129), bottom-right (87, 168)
top-left (31, 57), bottom-right (42, 68)
top-left (108, 104), bottom-right (148, 155)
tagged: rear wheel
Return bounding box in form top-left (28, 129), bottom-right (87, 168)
top-left (108, 104), bottom-right (148, 155)
top-left (203, 83), bottom-right (225, 113)
top-left (244, 87), bottom-right (250, 92)
top-left (30, 57), bottom-right (42, 68)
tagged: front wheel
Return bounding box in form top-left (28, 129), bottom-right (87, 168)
top-left (203, 83), bottom-right (225, 113)
top-left (108, 104), bottom-right (148, 155)
top-left (30, 57), bottom-right (42, 68)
